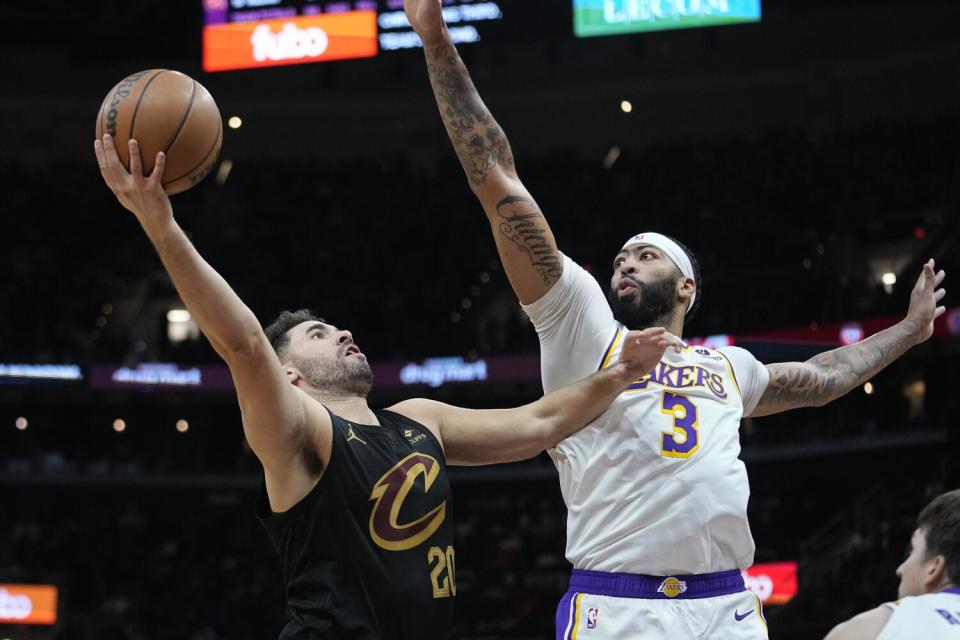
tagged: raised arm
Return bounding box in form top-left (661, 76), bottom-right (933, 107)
top-left (752, 261), bottom-right (946, 417)
top-left (393, 328), bottom-right (684, 465)
top-left (94, 135), bottom-right (327, 496)
top-left (405, 0), bottom-right (561, 304)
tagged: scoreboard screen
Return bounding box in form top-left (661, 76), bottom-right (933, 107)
top-left (202, 0), bottom-right (506, 72)
top-left (573, 0), bottom-right (761, 38)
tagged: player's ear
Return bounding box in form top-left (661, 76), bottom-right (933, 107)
top-left (925, 553), bottom-right (948, 589)
top-left (678, 276), bottom-right (695, 303)
top-left (285, 366), bottom-right (301, 385)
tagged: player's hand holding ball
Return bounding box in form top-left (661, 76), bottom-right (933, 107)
top-left (611, 328), bottom-right (685, 386)
top-left (903, 259), bottom-right (947, 344)
top-left (95, 135), bottom-right (172, 230)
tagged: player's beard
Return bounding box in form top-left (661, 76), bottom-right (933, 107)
top-left (293, 354), bottom-right (374, 398)
top-left (607, 275), bottom-right (677, 330)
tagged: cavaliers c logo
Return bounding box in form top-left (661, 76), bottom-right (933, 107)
top-left (368, 452), bottom-right (447, 552)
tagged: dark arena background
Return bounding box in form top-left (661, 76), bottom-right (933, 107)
top-left (2, 0), bottom-right (959, 638)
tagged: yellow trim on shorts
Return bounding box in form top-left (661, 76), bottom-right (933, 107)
top-left (754, 594), bottom-right (768, 637)
top-left (571, 593), bottom-right (584, 640)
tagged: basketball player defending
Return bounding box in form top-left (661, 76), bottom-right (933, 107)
top-left (825, 490), bottom-right (960, 640)
top-left (404, 2), bottom-right (948, 637)
top-left (94, 134), bottom-right (684, 639)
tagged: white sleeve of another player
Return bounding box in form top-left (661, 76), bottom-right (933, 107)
top-left (718, 346), bottom-right (770, 417)
top-left (521, 253), bottom-right (616, 393)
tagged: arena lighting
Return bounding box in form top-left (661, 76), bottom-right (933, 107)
top-left (14, 417), bottom-right (27, 431)
top-left (176, 419), bottom-right (190, 433)
top-left (113, 418), bottom-right (126, 433)
top-left (0, 364), bottom-right (82, 381)
top-left (839, 322), bottom-right (864, 346)
top-left (864, 381), bottom-right (875, 395)
top-left (603, 145), bottom-right (622, 170)
top-left (620, 100), bottom-right (633, 113)
top-left (167, 309), bottom-right (200, 344)
top-left (215, 159), bottom-right (234, 187)
top-left (881, 272), bottom-right (897, 286)
top-left (227, 116), bottom-right (242, 129)
top-left (167, 309), bottom-right (191, 323)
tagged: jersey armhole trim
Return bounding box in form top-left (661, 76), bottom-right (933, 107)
top-left (717, 351), bottom-right (744, 401)
top-left (256, 406), bottom-right (341, 521)
top-left (597, 326), bottom-right (624, 372)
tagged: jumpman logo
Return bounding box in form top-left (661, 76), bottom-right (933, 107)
top-left (346, 424), bottom-right (367, 445)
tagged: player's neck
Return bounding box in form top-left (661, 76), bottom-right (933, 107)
top-left (319, 395), bottom-right (378, 425)
top-left (655, 307), bottom-right (686, 339)
top-left (665, 316), bottom-right (685, 339)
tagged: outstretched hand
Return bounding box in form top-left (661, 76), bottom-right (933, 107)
top-left (904, 259), bottom-right (947, 344)
top-left (94, 134), bottom-right (172, 227)
top-left (403, 0), bottom-right (445, 39)
top-left (610, 328), bottom-right (684, 385)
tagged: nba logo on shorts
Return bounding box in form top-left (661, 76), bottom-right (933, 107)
top-left (586, 607), bottom-right (599, 629)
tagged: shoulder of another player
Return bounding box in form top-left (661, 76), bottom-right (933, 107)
top-left (825, 606), bottom-right (893, 640)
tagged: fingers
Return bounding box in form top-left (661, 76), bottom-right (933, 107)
top-left (101, 133), bottom-right (119, 169)
top-left (149, 151), bottom-right (166, 186)
top-left (128, 139), bottom-right (142, 178)
top-left (935, 306), bottom-right (946, 319)
top-left (935, 288), bottom-right (946, 303)
top-left (935, 269), bottom-right (946, 287)
top-left (93, 139), bottom-right (106, 170)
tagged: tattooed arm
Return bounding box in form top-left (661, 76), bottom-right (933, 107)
top-left (752, 261), bottom-right (946, 417)
top-left (404, 0), bottom-right (561, 304)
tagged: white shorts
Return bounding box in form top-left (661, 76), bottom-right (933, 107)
top-left (555, 569), bottom-right (769, 640)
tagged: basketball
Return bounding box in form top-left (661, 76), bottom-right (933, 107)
top-left (95, 69), bottom-right (223, 195)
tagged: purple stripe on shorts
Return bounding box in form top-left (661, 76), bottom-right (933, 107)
top-left (555, 591), bottom-right (576, 640)
top-left (944, 587), bottom-right (960, 596)
top-left (568, 568), bottom-right (745, 600)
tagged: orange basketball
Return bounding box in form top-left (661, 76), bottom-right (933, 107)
top-left (96, 69), bottom-right (223, 195)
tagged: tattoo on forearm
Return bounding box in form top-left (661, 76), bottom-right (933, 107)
top-left (757, 323), bottom-right (913, 412)
top-left (495, 195), bottom-right (562, 285)
top-left (423, 37), bottom-right (515, 187)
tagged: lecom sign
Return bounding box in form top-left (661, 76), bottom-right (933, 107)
top-left (0, 584), bottom-right (58, 625)
top-left (203, 12), bottom-right (378, 72)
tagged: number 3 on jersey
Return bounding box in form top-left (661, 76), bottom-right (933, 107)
top-left (660, 391), bottom-right (699, 458)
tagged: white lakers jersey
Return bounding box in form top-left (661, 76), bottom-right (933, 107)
top-left (877, 589), bottom-right (960, 640)
top-left (523, 254), bottom-right (770, 575)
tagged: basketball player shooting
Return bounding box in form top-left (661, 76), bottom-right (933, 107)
top-left (824, 490), bottom-right (960, 640)
top-left (93, 133), bottom-right (684, 639)
top-left (403, 2), bottom-right (948, 637)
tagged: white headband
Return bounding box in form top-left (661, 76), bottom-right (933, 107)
top-left (621, 232), bottom-right (697, 314)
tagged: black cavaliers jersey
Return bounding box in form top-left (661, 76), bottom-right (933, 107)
top-left (256, 408), bottom-right (455, 640)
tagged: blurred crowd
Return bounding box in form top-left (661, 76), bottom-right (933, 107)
top-left (0, 116), bottom-right (955, 365)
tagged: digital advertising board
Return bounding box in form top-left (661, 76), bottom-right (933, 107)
top-left (573, 0), bottom-right (761, 38)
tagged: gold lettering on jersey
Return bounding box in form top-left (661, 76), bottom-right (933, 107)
top-left (368, 452), bottom-right (447, 552)
top-left (626, 361), bottom-right (727, 399)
